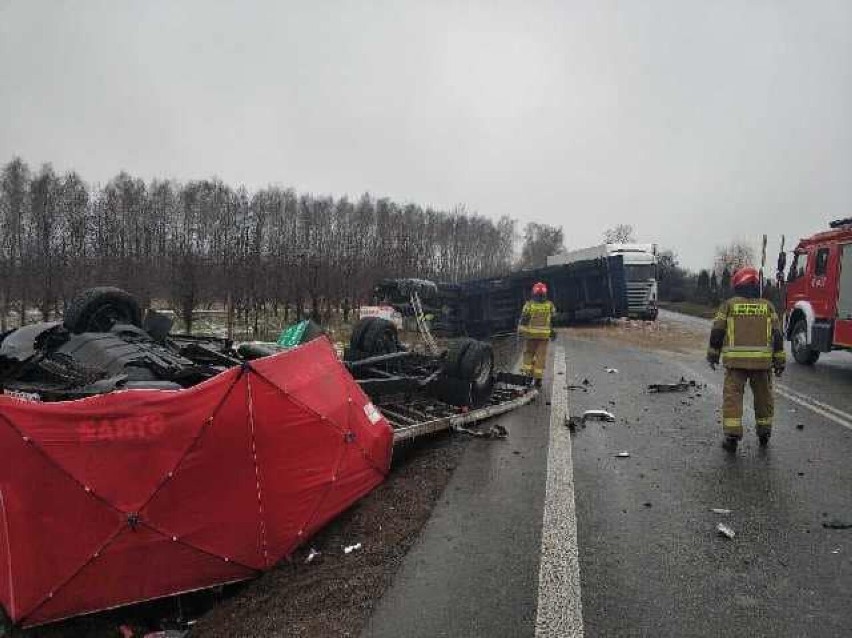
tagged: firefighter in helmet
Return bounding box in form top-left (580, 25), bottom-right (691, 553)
top-left (707, 266), bottom-right (786, 452)
top-left (519, 282), bottom-right (556, 387)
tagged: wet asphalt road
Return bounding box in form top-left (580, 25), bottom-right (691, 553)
top-left (571, 317), bottom-right (852, 637)
top-left (365, 317), bottom-right (852, 637)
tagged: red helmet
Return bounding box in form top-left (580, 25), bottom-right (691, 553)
top-left (732, 266), bottom-right (759, 288)
top-left (532, 282), bottom-right (548, 296)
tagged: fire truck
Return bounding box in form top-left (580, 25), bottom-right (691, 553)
top-left (783, 218), bottom-right (852, 365)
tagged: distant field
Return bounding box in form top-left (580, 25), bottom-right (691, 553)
top-left (658, 301), bottom-right (716, 320)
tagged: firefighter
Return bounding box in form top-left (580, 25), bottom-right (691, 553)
top-left (707, 266), bottom-right (786, 452)
top-left (519, 282), bottom-right (556, 387)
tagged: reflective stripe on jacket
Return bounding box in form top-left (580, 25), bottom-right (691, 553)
top-left (708, 297), bottom-right (785, 370)
top-left (519, 300), bottom-right (555, 339)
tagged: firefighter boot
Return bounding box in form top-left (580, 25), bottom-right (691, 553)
top-left (752, 370), bottom-right (774, 447)
top-left (722, 435), bottom-right (739, 453)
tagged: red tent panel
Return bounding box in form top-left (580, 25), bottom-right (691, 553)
top-left (0, 338), bottom-right (393, 627)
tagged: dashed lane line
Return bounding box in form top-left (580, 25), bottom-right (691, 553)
top-left (535, 346), bottom-right (584, 638)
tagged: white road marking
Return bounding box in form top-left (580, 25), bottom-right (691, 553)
top-left (672, 359), bottom-right (852, 433)
top-left (535, 346), bottom-right (584, 638)
top-left (775, 383), bottom-right (852, 431)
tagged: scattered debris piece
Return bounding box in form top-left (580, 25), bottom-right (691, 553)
top-left (615, 451), bottom-right (631, 458)
top-left (453, 423), bottom-right (508, 439)
top-left (305, 547), bottom-right (321, 564)
top-left (643, 502), bottom-right (652, 508)
top-left (566, 415), bottom-right (585, 430)
top-left (832, 548), bottom-right (841, 554)
top-left (796, 423), bottom-right (805, 430)
top-left (711, 508), bottom-right (733, 515)
top-left (823, 519), bottom-right (852, 530)
top-left (648, 378), bottom-right (701, 393)
top-left (567, 384), bottom-right (589, 392)
top-left (605, 368), bottom-right (619, 374)
top-left (716, 523), bottom-right (736, 539)
top-left (583, 409), bottom-right (616, 422)
top-left (343, 543), bottom-right (362, 554)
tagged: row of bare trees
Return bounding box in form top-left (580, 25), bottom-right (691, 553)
top-left (1, 158), bottom-right (517, 333)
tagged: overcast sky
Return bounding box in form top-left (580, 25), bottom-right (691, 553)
top-left (1, 0), bottom-right (850, 269)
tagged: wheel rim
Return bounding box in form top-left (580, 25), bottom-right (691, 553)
top-left (793, 328), bottom-right (807, 354)
top-left (474, 355), bottom-right (493, 385)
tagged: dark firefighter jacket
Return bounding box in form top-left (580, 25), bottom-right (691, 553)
top-left (519, 300), bottom-right (556, 339)
top-left (707, 297), bottom-right (785, 370)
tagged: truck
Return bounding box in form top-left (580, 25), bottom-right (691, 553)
top-left (371, 244), bottom-right (657, 338)
top-left (547, 243), bottom-right (659, 320)
top-left (783, 218), bottom-right (852, 365)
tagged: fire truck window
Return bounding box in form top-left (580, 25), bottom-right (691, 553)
top-left (789, 252), bottom-right (808, 281)
top-left (814, 248), bottom-right (829, 276)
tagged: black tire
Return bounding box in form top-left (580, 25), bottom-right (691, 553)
top-left (349, 317), bottom-right (376, 353)
top-left (791, 320), bottom-right (820, 365)
top-left (63, 287), bottom-right (142, 334)
top-left (360, 318), bottom-right (400, 356)
top-left (459, 341), bottom-right (494, 386)
top-left (432, 376), bottom-right (474, 407)
top-left (442, 338), bottom-right (494, 406)
top-left (443, 337), bottom-right (475, 377)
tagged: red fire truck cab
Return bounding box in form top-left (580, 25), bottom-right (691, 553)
top-left (784, 218), bottom-right (852, 365)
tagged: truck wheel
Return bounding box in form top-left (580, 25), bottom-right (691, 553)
top-left (443, 338), bottom-right (494, 406)
top-left (443, 338), bottom-right (475, 377)
top-left (63, 287), bottom-right (142, 334)
top-left (349, 318), bottom-right (374, 354)
top-left (791, 320), bottom-right (820, 365)
top-left (360, 318), bottom-right (401, 356)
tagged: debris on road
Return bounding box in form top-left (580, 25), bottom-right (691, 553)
top-left (605, 367), bottom-right (619, 374)
top-left (711, 508), bottom-right (733, 515)
top-left (822, 519), bottom-right (852, 530)
top-left (615, 452), bottom-right (631, 458)
top-left (716, 523), bottom-right (736, 539)
top-left (343, 543), bottom-right (362, 554)
top-left (648, 378), bottom-right (702, 393)
top-left (453, 423), bottom-right (508, 439)
top-left (566, 415), bottom-right (585, 430)
top-left (583, 409), bottom-right (616, 422)
top-left (796, 423), bottom-right (805, 430)
top-left (305, 548), bottom-right (321, 564)
top-left (568, 377), bottom-right (593, 391)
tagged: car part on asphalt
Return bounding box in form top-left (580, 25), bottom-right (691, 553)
top-left (452, 423), bottom-right (508, 439)
top-left (583, 409), bottom-right (616, 422)
top-left (648, 378), bottom-right (699, 393)
top-left (716, 523), bottom-right (736, 539)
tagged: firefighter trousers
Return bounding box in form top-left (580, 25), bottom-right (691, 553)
top-left (722, 368), bottom-right (774, 438)
top-left (521, 338), bottom-right (549, 380)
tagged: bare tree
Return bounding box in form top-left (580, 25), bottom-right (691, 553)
top-left (603, 224), bottom-right (636, 243)
top-left (715, 241), bottom-right (755, 275)
top-left (519, 222), bottom-right (564, 270)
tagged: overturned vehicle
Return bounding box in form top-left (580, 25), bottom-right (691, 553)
top-left (0, 288), bottom-right (532, 628)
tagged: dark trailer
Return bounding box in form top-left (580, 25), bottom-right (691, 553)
top-left (376, 255), bottom-right (629, 338)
